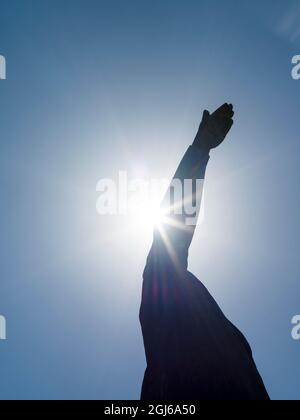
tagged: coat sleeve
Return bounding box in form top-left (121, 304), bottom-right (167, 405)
top-left (152, 144), bottom-right (210, 270)
top-left (140, 145), bottom-right (210, 367)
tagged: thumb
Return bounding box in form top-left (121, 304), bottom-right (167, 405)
top-left (201, 110), bottom-right (210, 126)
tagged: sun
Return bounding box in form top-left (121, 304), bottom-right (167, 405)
top-left (133, 201), bottom-right (166, 231)
top-left (135, 204), bottom-right (166, 231)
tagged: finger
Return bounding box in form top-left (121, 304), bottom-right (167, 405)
top-left (217, 117), bottom-right (233, 134)
top-left (202, 109), bottom-right (210, 122)
top-left (228, 104), bottom-right (234, 118)
top-left (213, 103), bottom-right (233, 119)
top-left (215, 103), bottom-right (229, 114)
top-left (224, 118), bottom-right (234, 133)
top-left (199, 109), bottom-right (210, 128)
top-left (221, 107), bottom-right (234, 119)
top-left (223, 103), bottom-right (234, 118)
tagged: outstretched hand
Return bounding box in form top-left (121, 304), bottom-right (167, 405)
top-left (193, 103), bottom-right (234, 151)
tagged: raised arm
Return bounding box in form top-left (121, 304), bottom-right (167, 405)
top-left (152, 103), bottom-right (234, 270)
top-left (140, 104), bottom-right (235, 376)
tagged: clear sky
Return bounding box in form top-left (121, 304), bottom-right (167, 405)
top-left (0, 0), bottom-right (300, 400)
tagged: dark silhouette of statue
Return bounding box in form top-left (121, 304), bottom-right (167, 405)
top-left (140, 104), bottom-right (270, 400)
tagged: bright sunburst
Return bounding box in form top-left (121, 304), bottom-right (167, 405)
top-left (134, 202), bottom-right (167, 231)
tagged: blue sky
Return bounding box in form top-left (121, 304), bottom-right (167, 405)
top-left (0, 0), bottom-right (300, 400)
